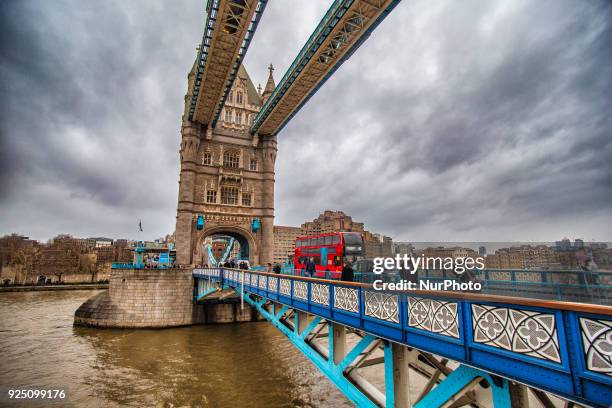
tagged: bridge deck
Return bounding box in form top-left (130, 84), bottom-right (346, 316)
top-left (189, 0), bottom-right (267, 126)
top-left (251, 0), bottom-right (401, 136)
top-left (194, 268), bottom-right (612, 407)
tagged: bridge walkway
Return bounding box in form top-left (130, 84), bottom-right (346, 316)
top-left (194, 268), bottom-right (612, 407)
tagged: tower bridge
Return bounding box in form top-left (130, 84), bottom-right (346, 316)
top-left (74, 0), bottom-right (612, 406)
top-left (174, 0), bottom-right (403, 269)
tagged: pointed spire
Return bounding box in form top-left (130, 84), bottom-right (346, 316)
top-left (257, 83), bottom-right (262, 95)
top-left (262, 63), bottom-right (275, 104)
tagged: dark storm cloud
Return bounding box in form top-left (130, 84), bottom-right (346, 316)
top-left (268, 0), bottom-right (612, 241)
top-left (1, 0), bottom-right (203, 239)
top-left (1, 0), bottom-right (611, 241)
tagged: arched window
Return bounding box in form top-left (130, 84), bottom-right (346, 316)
top-left (237, 91), bottom-right (243, 105)
top-left (228, 92), bottom-right (233, 103)
top-left (224, 109), bottom-right (231, 123)
top-left (249, 159), bottom-right (258, 171)
top-left (235, 112), bottom-right (242, 124)
top-left (223, 150), bottom-right (240, 168)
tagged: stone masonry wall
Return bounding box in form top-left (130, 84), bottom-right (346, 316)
top-left (74, 268), bottom-right (195, 328)
top-left (74, 267), bottom-right (260, 328)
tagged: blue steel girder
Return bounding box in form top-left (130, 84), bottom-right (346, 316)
top-left (414, 365), bottom-right (512, 408)
top-left (237, 286), bottom-right (513, 407)
top-left (238, 290), bottom-right (380, 407)
top-left (189, 0), bottom-right (267, 126)
top-left (251, 0), bottom-right (401, 136)
top-left (193, 268), bottom-right (612, 407)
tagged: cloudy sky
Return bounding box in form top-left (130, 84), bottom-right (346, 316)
top-left (1, 0), bottom-right (610, 242)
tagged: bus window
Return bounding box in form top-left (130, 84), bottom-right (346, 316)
top-left (316, 237), bottom-right (323, 245)
top-left (343, 233), bottom-right (362, 245)
top-left (309, 238), bottom-right (316, 246)
top-left (332, 235), bottom-right (340, 244)
top-left (324, 235), bottom-right (332, 245)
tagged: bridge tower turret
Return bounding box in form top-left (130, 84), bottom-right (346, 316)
top-left (262, 64), bottom-right (275, 104)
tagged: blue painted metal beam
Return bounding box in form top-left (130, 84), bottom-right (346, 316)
top-left (195, 286), bottom-right (219, 302)
top-left (194, 268), bottom-right (612, 407)
top-left (188, 0), bottom-right (268, 125)
top-left (415, 365), bottom-right (511, 408)
top-left (251, 0), bottom-right (402, 136)
top-left (238, 289), bottom-right (379, 407)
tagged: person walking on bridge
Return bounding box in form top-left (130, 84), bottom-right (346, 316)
top-left (305, 257), bottom-right (316, 277)
top-left (341, 261), bottom-right (354, 282)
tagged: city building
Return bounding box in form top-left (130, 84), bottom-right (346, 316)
top-left (270, 211), bottom-right (394, 263)
top-left (300, 210), bottom-right (392, 258)
top-left (423, 246), bottom-right (480, 263)
top-left (363, 231), bottom-right (393, 258)
top-left (0, 233), bottom-right (135, 285)
top-left (485, 245), bottom-right (558, 269)
top-left (273, 226), bottom-right (302, 264)
top-left (555, 238), bottom-right (587, 252)
top-left (300, 210), bottom-right (365, 235)
top-left (87, 237), bottom-right (113, 248)
top-left (555, 238), bottom-right (572, 252)
top-left (393, 242), bottom-right (415, 256)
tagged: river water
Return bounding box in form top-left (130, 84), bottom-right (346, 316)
top-left (0, 290), bottom-right (351, 407)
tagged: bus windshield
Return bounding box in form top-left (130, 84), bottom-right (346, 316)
top-left (343, 233), bottom-right (362, 245)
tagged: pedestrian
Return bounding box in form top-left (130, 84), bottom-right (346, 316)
top-left (341, 261), bottom-right (354, 282)
top-left (273, 263), bottom-right (281, 274)
top-left (306, 257), bottom-right (316, 277)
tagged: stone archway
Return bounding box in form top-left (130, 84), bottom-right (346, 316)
top-left (193, 225), bottom-right (259, 266)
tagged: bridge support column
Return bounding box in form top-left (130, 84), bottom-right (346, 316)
top-left (296, 310), bottom-right (311, 335)
top-left (385, 342), bottom-right (411, 408)
top-left (331, 323), bottom-right (346, 364)
top-left (509, 382), bottom-right (529, 407)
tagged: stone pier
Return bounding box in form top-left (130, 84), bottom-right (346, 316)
top-left (74, 267), bottom-right (259, 328)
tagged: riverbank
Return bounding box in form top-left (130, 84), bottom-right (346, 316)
top-left (0, 283), bottom-right (108, 292)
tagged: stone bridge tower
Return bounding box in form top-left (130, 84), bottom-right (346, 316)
top-left (175, 64), bottom-right (276, 266)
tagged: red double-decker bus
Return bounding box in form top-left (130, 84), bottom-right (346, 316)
top-left (294, 232), bottom-right (365, 278)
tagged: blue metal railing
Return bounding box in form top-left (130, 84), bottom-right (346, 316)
top-left (275, 267), bottom-right (612, 305)
top-left (111, 262), bottom-right (172, 269)
top-left (194, 268), bottom-right (612, 407)
top-left (111, 263), bottom-right (135, 269)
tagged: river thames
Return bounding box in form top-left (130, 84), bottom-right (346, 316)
top-left (0, 290), bottom-right (351, 407)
